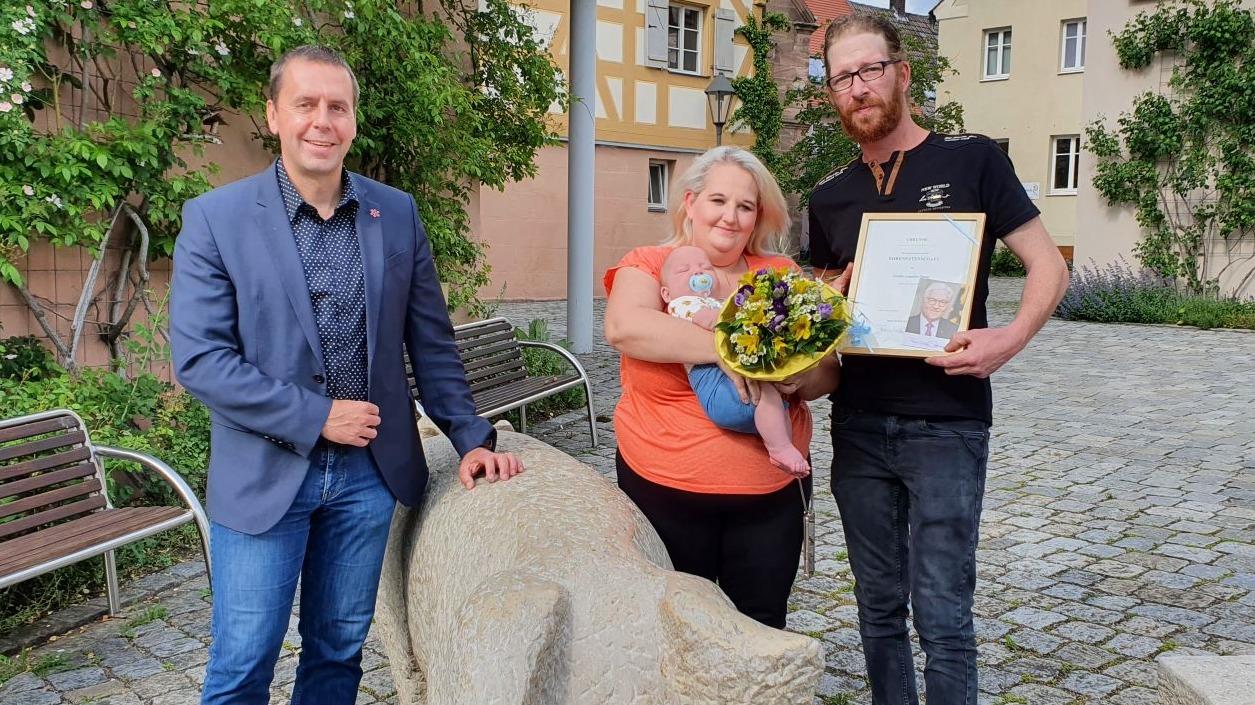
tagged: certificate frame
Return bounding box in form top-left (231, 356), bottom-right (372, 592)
top-left (839, 212), bottom-right (986, 358)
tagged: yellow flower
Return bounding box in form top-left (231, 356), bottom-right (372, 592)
top-left (737, 329), bottom-right (761, 354)
top-left (790, 316), bottom-right (811, 341)
top-left (772, 338), bottom-right (789, 355)
top-left (746, 305), bottom-right (769, 327)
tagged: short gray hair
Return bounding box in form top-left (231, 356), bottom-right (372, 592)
top-left (924, 281), bottom-right (955, 301)
top-left (268, 45), bottom-right (360, 105)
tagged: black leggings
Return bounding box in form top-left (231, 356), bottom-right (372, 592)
top-left (616, 450), bottom-right (812, 629)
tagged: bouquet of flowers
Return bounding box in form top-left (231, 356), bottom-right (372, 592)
top-left (714, 267), bottom-right (850, 381)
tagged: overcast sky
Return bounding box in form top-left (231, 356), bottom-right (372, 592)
top-left (856, 0), bottom-right (941, 14)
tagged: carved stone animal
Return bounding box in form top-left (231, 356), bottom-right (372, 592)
top-left (374, 422), bottom-right (824, 705)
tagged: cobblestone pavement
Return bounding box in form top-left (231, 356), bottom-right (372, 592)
top-left (4, 279), bottom-right (1254, 705)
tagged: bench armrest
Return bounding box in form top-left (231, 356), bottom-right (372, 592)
top-left (93, 445), bottom-right (208, 523)
top-left (516, 340), bottom-right (593, 383)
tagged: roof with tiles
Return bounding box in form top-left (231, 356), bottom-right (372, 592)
top-left (848, 1), bottom-right (939, 57)
top-left (805, 0), bottom-right (854, 58)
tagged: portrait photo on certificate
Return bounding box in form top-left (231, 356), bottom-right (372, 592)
top-left (840, 212), bottom-right (985, 358)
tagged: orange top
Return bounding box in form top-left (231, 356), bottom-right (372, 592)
top-left (604, 246), bottom-right (813, 495)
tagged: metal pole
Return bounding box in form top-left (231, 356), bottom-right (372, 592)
top-left (567, 0), bottom-right (596, 354)
top-left (715, 123), bottom-right (724, 146)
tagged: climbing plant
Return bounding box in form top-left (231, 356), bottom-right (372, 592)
top-left (0, 0), bottom-right (562, 371)
top-left (1086, 0), bottom-right (1254, 295)
top-left (728, 11), bottom-right (792, 177)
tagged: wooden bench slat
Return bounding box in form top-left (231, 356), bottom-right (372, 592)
top-left (468, 369), bottom-right (528, 394)
top-left (0, 431), bottom-right (87, 464)
top-left (0, 416), bottom-right (78, 444)
top-left (0, 495), bottom-right (106, 541)
top-left (465, 358), bottom-right (527, 385)
top-left (0, 461), bottom-right (97, 501)
top-left (462, 348), bottom-right (526, 374)
top-left (0, 478), bottom-right (102, 521)
top-left (0, 507), bottom-right (186, 577)
top-left (473, 374), bottom-right (581, 411)
top-left (0, 446), bottom-right (93, 483)
top-left (454, 320), bottom-right (512, 340)
top-left (457, 336), bottom-right (518, 359)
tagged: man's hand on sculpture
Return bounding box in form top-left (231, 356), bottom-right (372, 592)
top-left (925, 326), bottom-right (1025, 379)
top-left (459, 447), bottom-right (524, 490)
top-left (321, 400), bottom-right (382, 446)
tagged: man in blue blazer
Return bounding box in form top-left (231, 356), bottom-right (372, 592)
top-left (171, 46), bottom-right (522, 705)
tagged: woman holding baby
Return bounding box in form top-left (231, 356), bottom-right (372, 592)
top-left (604, 146), bottom-right (827, 628)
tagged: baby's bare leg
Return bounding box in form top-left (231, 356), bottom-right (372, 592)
top-left (754, 385), bottom-right (809, 475)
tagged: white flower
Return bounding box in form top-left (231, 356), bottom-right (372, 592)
top-left (0, 68), bottom-right (12, 83)
top-left (343, 10), bottom-right (355, 19)
top-left (21, 82), bottom-right (31, 92)
top-left (81, 0), bottom-right (93, 8)
top-left (10, 94), bottom-right (22, 104)
top-left (128, 21), bottom-right (137, 29)
top-left (45, 194), bottom-right (63, 208)
top-left (214, 42), bottom-right (229, 56)
top-left (22, 185), bottom-right (34, 196)
top-left (186, 47), bottom-right (200, 56)
top-left (151, 68), bottom-right (161, 77)
top-left (0, 102), bottom-right (11, 113)
top-left (26, 5), bottom-right (36, 16)
top-left (12, 19), bottom-right (31, 35)
top-left (4, 354), bottom-right (16, 361)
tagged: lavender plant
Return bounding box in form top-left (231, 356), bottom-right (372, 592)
top-left (1057, 257), bottom-right (1255, 329)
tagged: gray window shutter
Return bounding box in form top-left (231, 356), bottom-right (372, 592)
top-left (714, 8), bottom-right (736, 75)
top-left (645, 0), bottom-right (669, 68)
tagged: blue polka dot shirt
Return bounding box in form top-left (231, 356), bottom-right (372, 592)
top-left (276, 159), bottom-right (369, 401)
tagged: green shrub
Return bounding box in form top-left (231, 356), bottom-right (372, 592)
top-left (989, 246), bottom-right (1027, 277)
top-left (1056, 259), bottom-right (1255, 330)
top-left (0, 369), bottom-right (210, 633)
top-left (499, 319), bottom-right (587, 427)
top-left (0, 336), bottom-right (59, 382)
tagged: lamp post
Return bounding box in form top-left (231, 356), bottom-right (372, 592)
top-left (704, 73), bottom-right (735, 146)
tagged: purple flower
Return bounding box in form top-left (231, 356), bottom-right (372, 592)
top-left (771, 314), bottom-right (787, 331)
top-left (734, 291), bottom-right (748, 307)
top-left (817, 303), bottom-right (833, 319)
top-left (756, 267), bottom-right (768, 276)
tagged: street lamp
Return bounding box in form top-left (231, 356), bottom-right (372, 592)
top-left (704, 73), bottom-right (735, 146)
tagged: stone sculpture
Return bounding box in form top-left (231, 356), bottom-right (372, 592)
top-left (374, 421), bottom-right (824, 705)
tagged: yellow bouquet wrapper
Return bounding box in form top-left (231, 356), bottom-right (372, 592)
top-left (714, 281), bottom-right (848, 382)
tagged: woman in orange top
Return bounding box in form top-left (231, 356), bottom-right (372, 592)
top-left (603, 146), bottom-right (812, 628)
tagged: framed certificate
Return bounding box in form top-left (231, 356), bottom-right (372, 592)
top-left (839, 212), bottom-right (986, 358)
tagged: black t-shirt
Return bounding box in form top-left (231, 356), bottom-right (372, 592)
top-left (808, 132), bottom-right (1040, 423)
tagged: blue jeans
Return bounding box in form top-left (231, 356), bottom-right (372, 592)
top-left (830, 410), bottom-right (989, 705)
top-left (201, 443), bottom-right (396, 705)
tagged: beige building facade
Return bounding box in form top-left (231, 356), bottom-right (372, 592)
top-left (935, 0), bottom-right (1089, 258)
top-left (1075, 0), bottom-right (1255, 296)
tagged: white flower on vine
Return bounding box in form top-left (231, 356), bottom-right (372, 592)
top-left (26, 5), bottom-right (36, 16)
top-left (187, 47), bottom-right (200, 56)
top-left (10, 94), bottom-right (22, 105)
top-left (292, 17), bottom-right (303, 26)
top-left (12, 19), bottom-right (33, 35)
top-left (151, 68), bottom-right (162, 77)
top-left (343, 10), bottom-right (355, 19)
top-left (46, 194), bottom-right (63, 208)
top-left (81, 0), bottom-right (94, 8)
top-left (23, 185), bottom-right (34, 196)
top-left (21, 81), bottom-right (31, 92)
top-left (214, 42), bottom-right (229, 56)
top-left (0, 102), bottom-right (11, 113)
top-left (0, 68), bottom-right (12, 83)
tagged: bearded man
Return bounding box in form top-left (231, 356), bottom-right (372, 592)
top-left (774, 15), bottom-right (1070, 705)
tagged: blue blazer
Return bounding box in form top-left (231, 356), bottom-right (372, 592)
top-left (171, 165), bottom-right (494, 535)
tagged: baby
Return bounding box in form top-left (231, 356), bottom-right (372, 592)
top-left (660, 246), bottom-right (809, 476)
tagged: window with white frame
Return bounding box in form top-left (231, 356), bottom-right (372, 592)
top-left (1061, 19), bottom-right (1086, 72)
top-left (984, 28), bottom-right (1012, 79)
top-left (1051, 135), bottom-right (1080, 193)
top-left (668, 5), bottom-right (702, 74)
top-left (648, 160), bottom-right (671, 211)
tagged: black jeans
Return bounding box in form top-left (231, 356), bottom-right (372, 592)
top-left (616, 450), bottom-right (811, 629)
top-left (830, 410), bottom-right (989, 705)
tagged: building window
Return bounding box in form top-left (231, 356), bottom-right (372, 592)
top-left (1061, 19), bottom-right (1086, 72)
top-left (994, 138), bottom-right (1010, 154)
top-left (648, 160), bottom-right (671, 211)
top-left (668, 5), bottom-right (702, 74)
top-left (984, 28), bottom-right (1012, 80)
top-left (1051, 135), bottom-right (1080, 194)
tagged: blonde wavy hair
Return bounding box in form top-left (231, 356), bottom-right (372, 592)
top-left (661, 146), bottom-right (790, 257)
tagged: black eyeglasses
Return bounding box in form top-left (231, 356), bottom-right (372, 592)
top-left (826, 59), bottom-right (902, 93)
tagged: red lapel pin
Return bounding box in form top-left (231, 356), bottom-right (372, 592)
top-left (369, 208), bottom-right (380, 218)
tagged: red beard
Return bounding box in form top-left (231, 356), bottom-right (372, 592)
top-left (837, 91), bottom-right (905, 143)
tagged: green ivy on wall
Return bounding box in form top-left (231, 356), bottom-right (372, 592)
top-left (1086, 0), bottom-right (1255, 295)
